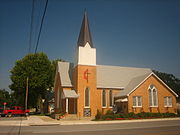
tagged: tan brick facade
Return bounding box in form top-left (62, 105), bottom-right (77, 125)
top-left (73, 65), bottom-right (100, 117)
top-left (54, 64), bottom-right (120, 118)
top-left (128, 74), bottom-right (177, 114)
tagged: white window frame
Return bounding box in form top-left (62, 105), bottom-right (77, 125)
top-left (109, 90), bottom-right (113, 108)
top-left (164, 96), bottom-right (172, 107)
top-left (148, 85), bottom-right (158, 107)
top-left (132, 96), bottom-right (142, 107)
top-left (84, 87), bottom-right (90, 108)
top-left (102, 90), bottom-right (107, 108)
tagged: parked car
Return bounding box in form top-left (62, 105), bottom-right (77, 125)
top-left (0, 108), bottom-right (5, 117)
top-left (0, 106), bottom-right (29, 117)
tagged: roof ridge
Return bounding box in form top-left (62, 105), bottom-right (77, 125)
top-left (97, 64), bottom-right (151, 70)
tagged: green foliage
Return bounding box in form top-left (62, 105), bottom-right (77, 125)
top-left (0, 89), bottom-right (12, 107)
top-left (95, 109), bottom-right (102, 120)
top-left (9, 53), bottom-right (53, 108)
top-left (153, 70), bottom-right (180, 101)
top-left (101, 114), bottom-right (115, 120)
top-left (95, 112), bottom-right (179, 120)
top-left (105, 110), bottom-right (114, 115)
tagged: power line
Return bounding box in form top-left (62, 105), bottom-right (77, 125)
top-left (34, 0), bottom-right (49, 53)
top-left (28, 0), bottom-right (35, 54)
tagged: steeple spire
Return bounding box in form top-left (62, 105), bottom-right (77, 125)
top-left (77, 11), bottom-right (94, 48)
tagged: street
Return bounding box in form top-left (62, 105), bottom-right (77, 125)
top-left (0, 119), bottom-right (179, 135)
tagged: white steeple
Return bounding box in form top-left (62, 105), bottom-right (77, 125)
top-left (75, 12), bottom-right (96, 66)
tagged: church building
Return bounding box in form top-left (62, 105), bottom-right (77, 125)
top-left (54, 12), bottom-right (178, 119)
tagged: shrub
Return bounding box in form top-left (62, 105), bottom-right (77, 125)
top-left (161, 113), bottom-right (177, 118)
top-left (95, 111), bottom-right (178, 121)
top-left (127, 112), bottom-right (138, 118)
top-left (101, 114), bottom-right (115, 120)
top-left (106, 110), bottom-right (114, 115)
top-left (95, 109), bottom-right (102, 120)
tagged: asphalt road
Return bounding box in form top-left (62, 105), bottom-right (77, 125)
top-left (0, 117), bottom-right (27, 121)
top-left (0, 119), bottom-right (180, 135)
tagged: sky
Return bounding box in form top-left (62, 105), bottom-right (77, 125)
top-left (0, 0), bottom-right (180, 92)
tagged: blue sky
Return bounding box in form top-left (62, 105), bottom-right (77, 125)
top-left (1, 0), bottom-right (180, 92)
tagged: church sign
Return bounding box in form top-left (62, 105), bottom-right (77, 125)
top-left (84, 108), bottom-right (91, 117)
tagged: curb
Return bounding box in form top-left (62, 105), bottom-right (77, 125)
top-left (29, 123), bottom-right (60, 126)
top-left (59, 117), bottom-right (180, 125)
top-left (0, 117), bottom-right (179, 126)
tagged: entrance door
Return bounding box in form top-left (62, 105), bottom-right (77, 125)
top-left (68, 98), bottom-right (77, 114)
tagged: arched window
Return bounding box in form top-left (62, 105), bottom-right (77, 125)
top-left (102, 90), bottom-right (106, 107)
top-left (109, 90), bottom-right (113, 107)
top-left (85, 87), bottom-right (90, 107)
top-left (148, 85), bottom-right (158, 107)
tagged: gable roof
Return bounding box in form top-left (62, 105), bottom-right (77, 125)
top-left (115, 72), bottom-right (179, 98)
top-left (57, 62), bottom-right (73, 87)
top-left (56, 62), bottom-right (178, 97)
top-left (56, 61), bottom-right (152, 88)
top-left (116, 73), bottom-right (151, 97)
top-left (77, 12), bottom-right (94, 48)
top-left (96, 65), bottom-right (152, 89)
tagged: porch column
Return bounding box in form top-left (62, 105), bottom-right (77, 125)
top-left (66, 98), bottom-right (68, 113)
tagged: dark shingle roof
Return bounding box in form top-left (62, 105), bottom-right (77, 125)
top-left (77, 12), bottom-right (94, 48)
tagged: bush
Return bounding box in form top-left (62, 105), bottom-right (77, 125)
top-left (101, 114), bottom-right (115, 120)
top-left (106, 110), bottom-right (114, 115)
top-left (127, 112), bottom-right (138, 118)
top-left (161, 113), bottom-right (177, 118)
top-left (95, 111), bottom-right (179, 121)
top-left (95, 109), bottom-right (102, 120)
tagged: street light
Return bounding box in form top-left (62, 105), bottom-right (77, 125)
top-left (42, 99), bottom-right (45, 114)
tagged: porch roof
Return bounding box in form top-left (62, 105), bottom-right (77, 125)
top-left (115, 98), bottom-right (128, 102)
top-left (62, 90), bottom-right (79, 99)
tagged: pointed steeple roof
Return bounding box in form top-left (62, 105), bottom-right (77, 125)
top-left (77, 11), bottom-right (94, 48)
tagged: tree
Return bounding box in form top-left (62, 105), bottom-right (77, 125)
top-left (153, 70), bottom-right (180, 101)
top-left (0, 89), bottom-right (11, 107)
top-left (9, 53), bottom-right (53, 108)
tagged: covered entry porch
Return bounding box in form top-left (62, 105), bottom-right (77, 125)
top-left (62, 90), bottom-right (79, 114)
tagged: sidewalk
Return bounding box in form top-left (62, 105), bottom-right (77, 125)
top-left (0, 116), bottom-right (180, 126)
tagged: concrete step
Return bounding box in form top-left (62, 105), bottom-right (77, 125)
top-left (61, 114), bottom-right (79, 120)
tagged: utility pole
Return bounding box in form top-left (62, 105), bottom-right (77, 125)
top-left (25, 77), bottom-right (29, 110)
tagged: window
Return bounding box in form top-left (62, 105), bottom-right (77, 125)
top-left (85, 87), bottom-right (90, 107)
top-left (109, 90), bottom-right (113, 107)
top-left (133, 96), bottom-right (142, 107)
top-left (148, 85), bottom-right (158, 107)
top-left (102, 90), bottom-right (106, 107)
top-left (164, 96), bottom-right (172, 107)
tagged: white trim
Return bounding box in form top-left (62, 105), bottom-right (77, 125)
top-left (127, 73), bottom-right (152, 96)
top-left (132, 96), bottom-right (142, 107)
top-left (97, 86), bottom-right (124, 90)
top-left (115, 98), bottom-right (128, 103)
top-left (152, 73), bottom-right (178, 97)
top-left (127, 72), bottom-right (178, 97)
top-left (164, 96), bottom-right (173, 107)
top-left (148, 85), bottom-right (158, 107)
top-left (109, 90), bottom-right (113, 108)
top-left (66, 98), bottom-right (68, 113)
top-left (84, 87), bottom-right (90, 108)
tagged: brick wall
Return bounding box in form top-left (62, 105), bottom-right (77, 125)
top-left (128, 74), bottom-right (177, 113)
